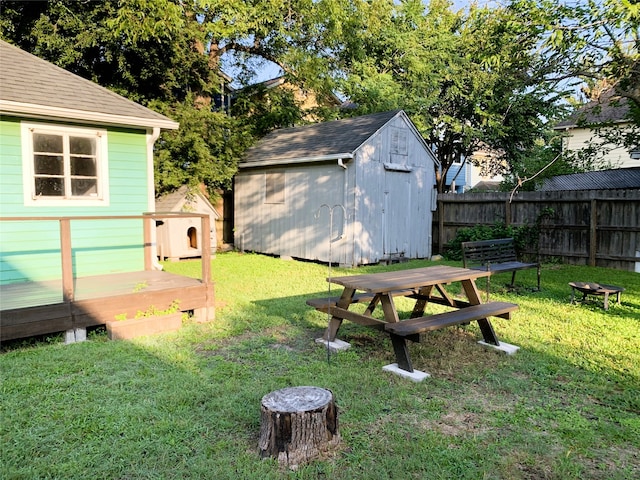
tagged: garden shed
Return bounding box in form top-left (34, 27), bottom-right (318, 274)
top-left (155, 185), bottom-right (220, 260)
top-left (234, 110), bottom-right (438, 266)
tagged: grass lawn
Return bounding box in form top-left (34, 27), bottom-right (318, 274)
top-left (1, 253), bottom-right (638, 479)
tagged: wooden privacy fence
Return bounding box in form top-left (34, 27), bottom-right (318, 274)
top-left (433, 189), bottom-right (640, 272)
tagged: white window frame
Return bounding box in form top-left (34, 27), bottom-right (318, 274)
top-left (21, 122), bottom-right (110, 207)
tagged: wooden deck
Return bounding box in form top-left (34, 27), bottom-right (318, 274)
top-left (0, 213), bottom-right (215, 343)
top-left (0, 270), bottom-right (214, 342)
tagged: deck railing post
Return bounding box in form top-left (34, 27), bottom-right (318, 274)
top-left (143, 214), bottom-right (153, 271)
top-left (60, 218), bottom-right (74, 302)
top-left (201, 214), bottom-right (211, 284)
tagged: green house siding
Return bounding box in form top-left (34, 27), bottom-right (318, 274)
top-left (0, 117), bottom-right (151, 284)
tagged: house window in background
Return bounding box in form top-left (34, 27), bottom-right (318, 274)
top-left (22, 123), bottom-right (109, 206)
top-left (265, 171), bottom-right (285, 204)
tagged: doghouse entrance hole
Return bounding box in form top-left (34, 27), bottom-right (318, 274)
top-left (188, 227), bottom-right (198, 249)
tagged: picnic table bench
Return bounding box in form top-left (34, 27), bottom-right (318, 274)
top-left (462, 237), bottom-right (540, 298)
top-left (384, 301), bottom-right (518, 372)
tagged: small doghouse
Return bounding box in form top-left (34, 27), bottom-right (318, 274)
top-left (155, 186), bottom-right (220, 261)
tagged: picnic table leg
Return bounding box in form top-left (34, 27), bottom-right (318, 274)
top-left (476, 318), bottom-right (500, 346)
top-left (322, 288), bottom-right (356, 342)
top-left (434, 284), bottom-right (456, 307)
top-left (363, 294), bottom-right (381, 316)
top-left (410, 286), bottom-right (434, 318)
top-left (379, 293), bottom-right (400, 324)
top-left (389, 334), bottom-right (413, 372)
top-left (380, 293), bottom-right (415, 371)
top-left (461, 279), bottom-right (500, 346)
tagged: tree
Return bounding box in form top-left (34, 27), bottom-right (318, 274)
top-left (0, 0), bottom-right (345, 195)
top-left (510, 0), bottom-right (640, 163)
top-left (335, 0), bottom-right (567, 192)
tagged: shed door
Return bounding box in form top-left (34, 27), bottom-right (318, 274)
top-left (383, 170), bottom-right (411, 256)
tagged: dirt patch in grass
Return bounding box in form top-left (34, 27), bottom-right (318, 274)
top-left (579, 445), bottom-right (640, 479)
top-left (425, 411), bottom-right (488, 436)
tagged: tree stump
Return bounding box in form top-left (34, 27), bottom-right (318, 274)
top-left (258, 386), bottom-right (340, 468)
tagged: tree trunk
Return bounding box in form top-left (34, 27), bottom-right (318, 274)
top-left (258, 386), bottom-right (340, 469)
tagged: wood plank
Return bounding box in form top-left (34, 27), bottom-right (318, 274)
top-left (0, 303), bottom-right (71, 325)
top-left (306, 290), bottom-right (414, 309)
top-left (1, 270), bottom-right (214, 341)
top-left (385, 302), bottom-right (518, 337)
top-left (314, 306), bottom-right (387, 329)
top-left (1, 316), bottom-right (73, 339)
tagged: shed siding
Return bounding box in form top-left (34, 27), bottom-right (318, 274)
top-left (353, 115), bottom-right (434, 263)
top-left (0, 117), bottom-right (149, 284)
top-left (235, 164), bottom-right (352, 265)
top-left (235, 111), bottom-right (435, 266)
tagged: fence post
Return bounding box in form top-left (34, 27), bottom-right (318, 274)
top-left (505, 200), bottom-right (511, 227)
top-left (589, 199), bottom-right (597, 266)
top-left (438, 199), bottom-right (445, 254)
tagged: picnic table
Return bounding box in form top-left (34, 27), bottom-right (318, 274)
top-left (307, 265), bottom-right (519, 379)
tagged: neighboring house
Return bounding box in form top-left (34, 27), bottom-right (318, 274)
top-left (155, 185), bottom-right (220, 260)
top-left (234, 110), bottom-right (438, 266)
top-left (231, 75), bottom-right (344, 121)
top-left (257, 75), bottom-right (344, 118)
top-left (0, 40), bottom-right (178, 284)
top-left (554, 90), bottom-right (640, 168)
top-left (212, 71), bottom-right (236, 111)
top-left (444, 146), bottom-right (505, 193)
top-left (539, 167), bottom-right (640, 191)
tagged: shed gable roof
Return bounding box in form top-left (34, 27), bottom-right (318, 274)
top-left (540, 167), bottom-right (640, 191)
top-left (0, 40), bottom-right (177, 130)
top-left (240, 110), bottom-right (405, 167)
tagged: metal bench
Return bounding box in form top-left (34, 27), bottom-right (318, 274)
top-left (462, 238), bottom-right (540, 299)
top-left (384, 301), bottom-right (519, 372)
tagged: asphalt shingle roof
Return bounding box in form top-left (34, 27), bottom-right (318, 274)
top-left (241, 110), bottom-right (402, 165)
top-left (0, 40), bottom-right (177, 129)
top-left (555, 89), bottom-right (631, 129)
top-left (540, 167), bottom-right (640, 191)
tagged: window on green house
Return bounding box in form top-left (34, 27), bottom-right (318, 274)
top-left (22, 123), bottom-right (109, 206)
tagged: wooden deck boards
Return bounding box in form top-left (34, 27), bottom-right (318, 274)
top-left (0, 271), bottom-right (214, 342)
